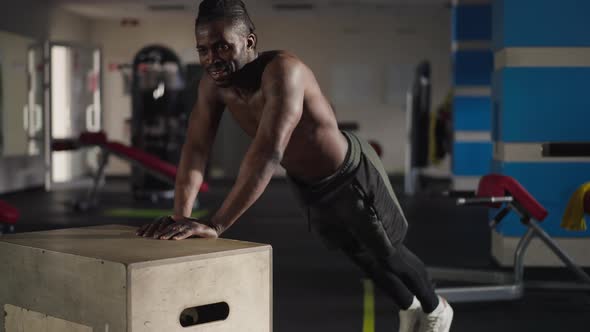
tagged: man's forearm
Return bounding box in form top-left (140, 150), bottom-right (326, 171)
top-left (209, 145), bottom-right (280, 234)
top-left (173, 145), bottom-right (208, 217)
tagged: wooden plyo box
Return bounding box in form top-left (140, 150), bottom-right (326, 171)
top-left (0, 225), bottom-right (272, 332)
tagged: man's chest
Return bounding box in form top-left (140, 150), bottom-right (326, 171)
top-left (223, 91), bottom-right (266, 137)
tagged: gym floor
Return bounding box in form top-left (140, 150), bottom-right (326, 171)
top-left (2, 177), bottom-right (589, 331)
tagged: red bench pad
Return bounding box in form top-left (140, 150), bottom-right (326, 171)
top-left (51, 138), bottom-right (80, 151)
top-left (0, 200), bottom-right (19, 224)
top-left (477, 174), bottom-right (548, 222)
top-left (76, 131), bottom-right (209, 193)
top-left (79, 131), bottom-right (108, 145)
top-left (105, 142), bottom-right (209, 193)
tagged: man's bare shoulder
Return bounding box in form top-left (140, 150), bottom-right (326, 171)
top-left (261, 51), bottom-right (310, 86)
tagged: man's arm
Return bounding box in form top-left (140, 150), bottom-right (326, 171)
top-left (136, 76), bottom-right (223, 239)
top-left (210, 58), bottom-right (304, 235)
top-left (173, 77), bottom-right (224, 217)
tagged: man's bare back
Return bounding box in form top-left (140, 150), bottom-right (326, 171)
top-left (209, 50), bottom-right (348, 182)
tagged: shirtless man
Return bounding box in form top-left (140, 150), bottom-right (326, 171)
top-left (136, 1), bottom-right (453, 331)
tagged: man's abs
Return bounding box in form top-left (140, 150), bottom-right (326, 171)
top-left (281, 125), bottom-right (349, 183)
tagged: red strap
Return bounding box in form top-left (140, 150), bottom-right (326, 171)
top-left (477, 174), bottom-right (548, 221)
top-left (0, 200), bottom-right (19, 224)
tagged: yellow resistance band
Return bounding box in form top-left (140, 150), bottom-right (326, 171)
top-left (362, 279), bottom-right (375, 332)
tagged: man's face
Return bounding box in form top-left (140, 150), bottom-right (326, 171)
top-left (196, 20), bottom-right (251, 87)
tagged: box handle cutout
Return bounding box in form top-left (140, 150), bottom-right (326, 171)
top-left (179, 302), bottom-right (230, 327)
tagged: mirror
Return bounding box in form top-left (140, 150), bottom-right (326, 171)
top-left (0, 30), bottom-right (41, 157)
top-left (48, 42), bottom-right (102, 186)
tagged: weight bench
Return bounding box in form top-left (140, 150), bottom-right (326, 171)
top-left (0, 200), bottom-right (19, 233)
top-left (52, 131), bottom-right (209, 211)
top-left (429, 174), bottom-right (590, 303)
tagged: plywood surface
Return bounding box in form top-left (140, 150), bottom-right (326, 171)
top-left (129, 250), bottom-right (272, 332)
top-left (0, 242), bottom-right (127, 331)
top-left (4, 304), bottom-right (93, 332)
top-left (0, 225), bottom-right (270, 265)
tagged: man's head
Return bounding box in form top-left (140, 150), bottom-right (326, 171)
top-left (196, 0), bottom-right (257, 86)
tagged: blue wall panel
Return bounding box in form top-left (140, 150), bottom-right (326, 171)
top-left (493, 0), bottom-right (590, 49)
top-left (454, 50), bottom-right (494, 86)
top-left (493, 67), bottom-right (590, 142)
top-left (454, 96), bottom-right (492, 131)
top-left (453, 4), bottom-right (492, 41)
top-left (453, 142), bottom-right (493, 176)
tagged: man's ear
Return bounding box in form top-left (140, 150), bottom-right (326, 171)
top-left (247, 33), bottom-right (257, 50)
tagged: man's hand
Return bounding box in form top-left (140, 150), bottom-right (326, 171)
top-left (136, 216), bottom-right (175, 238)
top-left (136, 216), bottom-right (219, 240)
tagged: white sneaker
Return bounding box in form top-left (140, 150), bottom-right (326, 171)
top-left (417, 297), bottom-right (453, 332)
top-left (398, 298), bottom-right (422, 332)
